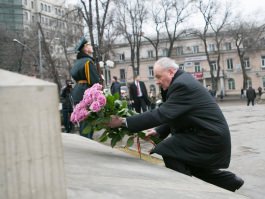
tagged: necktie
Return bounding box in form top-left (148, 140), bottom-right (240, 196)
top-left (137, 81), bottom-right (140, 96)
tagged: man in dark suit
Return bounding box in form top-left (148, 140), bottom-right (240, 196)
top-left (108, 57), bottom-right (244, 192)
top-left (246, 86), bottom-right (256, 106)
top-left (129, 75), bottom-right (150, 113)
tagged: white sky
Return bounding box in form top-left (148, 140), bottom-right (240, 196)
top-left (66, 0), bottom-right (264, 15)
top-left (66, 0), bottom-right (265, 34)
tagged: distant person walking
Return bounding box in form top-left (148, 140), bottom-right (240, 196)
top-left (246, 86), bottom-right (256, 106)
top-left (240, 88), bottom-right (244, 99)
top-left (110, 76), bottom-right (121, 97)
top-left (60, 80), bottom-right (74, 133)
top-left (258, 86), bottom-right (262, 98)
top-left (207, 85), bottom-right (215, 98)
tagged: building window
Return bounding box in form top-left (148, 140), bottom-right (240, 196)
top-left (147, 50), bottom-right (153, 58)
top-left (31, 1), bottom-right (34, 8)
top-left (210, 61), bottom-right (217, 71)
top-left (119, 53), bottom-right (125, 61)
top-left (208, 43), bottom-right (215, 52)
top-left (261, 56), bottom-right (265, 67)
top-left (48, 6), bottom-right (51, 12)
top-left (192, 46), bottom-right (199, 54)
top-left (41, 3), bottom-right (43, 10)
top-left (244, 57), bottom-right (250, 68)
top-left (227, 58), bottom-right (233, 70)
top-left (120, 69), bottom-right (125, 81)
top-left (228, 79), bottom-right (235, 90)
top-left (225, 42), bottom-right (232, 50)
top-left (24, 0), bottom-right (27, 5)
top-left (162, 48), bottom-right (168, 56)
top-left (31, 15), bottom-right (34, 22)
top-left (247, 79), bottom-right (252, 88)
top-left (179, 64), bottom-right (184, 70)
top-left (176, 46), bottom-right (183, 55)
top-left (148, 66), bottom-right (154, 78)
top-left (24, 12), bottom-right (29, 21)
top-left (194, 62), bottom-right (201, 72)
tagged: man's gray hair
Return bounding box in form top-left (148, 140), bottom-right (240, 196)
top-left (155, 57), bottom-right (179, 70)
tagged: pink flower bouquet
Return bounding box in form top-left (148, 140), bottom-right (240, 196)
top-left (70, 83), bottom-right (146, 148)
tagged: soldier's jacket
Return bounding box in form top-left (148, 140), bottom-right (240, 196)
top-left (70, 56), bottom-right (100, 104)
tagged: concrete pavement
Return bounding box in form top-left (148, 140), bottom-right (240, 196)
top-left (61, 101), bottom-right (265, 199)
top-left (63, 134), bottom-right (247, 199)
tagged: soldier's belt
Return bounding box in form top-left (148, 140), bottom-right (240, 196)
top-left (78, 80), bottom-right (88, 84)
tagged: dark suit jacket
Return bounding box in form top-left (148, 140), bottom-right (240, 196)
top-left (126, 70), bottom-right (231, 169)
top-left (129, 81), bottom-right (150, 105)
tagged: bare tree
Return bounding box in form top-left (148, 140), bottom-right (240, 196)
top-left (194, 0), bottom-right (230, 92)
top-left (229, 21), bottom-right (265, 89)
top-left (0, 25), bottom-right (38, 75)
top-left (79, 0), bottom-right (112, 57)
top-left (115, 0), bottom-right (148, 76)
top-left (140, 3), bottom-right (164, 61)
top-left (160, 0), bottom-right (193, 57)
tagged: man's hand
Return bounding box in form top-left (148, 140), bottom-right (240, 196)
top-left (108, 115), bottom-right (123, 128)
top-left (145, 128), bottom-right (158, 140)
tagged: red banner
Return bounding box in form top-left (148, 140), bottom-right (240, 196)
top-left (190, 72), bottom-right (203, 80)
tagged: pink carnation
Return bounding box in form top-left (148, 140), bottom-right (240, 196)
top-left (90, 101), bottom-right (102, 112)
top-left (91, 83), bottom-right (102, 91)
top-left (70, 108), bottom-right (90, 123)
top-left (97, 94), bottom-right (107, 107)
top-left (82, 95), bottom-right (93, 106)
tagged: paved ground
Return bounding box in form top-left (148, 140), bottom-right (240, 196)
top-left (63, 100), bottom-right (264, 199)
top-left (63, 134), bottom-right (247, 199)
top-left (125, 101), bottom-right (265, 199)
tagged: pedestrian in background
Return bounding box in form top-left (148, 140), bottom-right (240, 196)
top-left (207, 85), bottom-right (215, 98)
top-left (129, 75), bottom-right (150, 113)
top-left (70, 37), bottom-right (101, 139)
top-left (240, 88), bottom-right (244, 99)
top-left (246, 86), bottom-right (256, 106)
top-left (60, 80), bottom-right (73, 133)
top-left (110, 76), bottom-right (121, 97)
top-left (258, 86), bottom-right (262, 98)
top-left (149, 91), bottom-right (157, 110)
top-left (108, 57), bottom-right (244, 192)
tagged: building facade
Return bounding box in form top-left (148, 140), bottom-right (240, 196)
top-left (109, 34), bottom-right (265, 98)
top-left (0, 0), bottom-right (83, 84)
top-left (0, 0), bottom-right (23, 32)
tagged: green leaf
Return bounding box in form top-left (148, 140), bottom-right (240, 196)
top-left (99, 131), bottom-right (108, 142)
top-left (81, 123), bottom-right (93, 136)
top-left (113, 93), bottom-right (120, 100)
top-left (150, 135), bottom-right (161, 144)
top-left (110, 133), bottom-right (123, 148)
top-left (137, 131), bottom-right (146, 139)
top-left (126, 136), bottom-right (134, 147)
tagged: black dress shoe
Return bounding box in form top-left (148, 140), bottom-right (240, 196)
top-left (233, 176), bottom-right (244, 192)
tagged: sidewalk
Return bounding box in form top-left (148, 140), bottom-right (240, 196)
top-left (62, 134), bottom-right (247, 199)
top-left (127, 103), bottom-right (265, 199)
top-left (64, 102), bottom-right (264, 199)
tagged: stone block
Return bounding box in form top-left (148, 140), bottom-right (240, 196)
top-left (0, 70), bottom-right (67, 199)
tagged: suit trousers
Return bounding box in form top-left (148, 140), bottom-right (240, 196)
top-left (162, 156), bottom-right (240, 192)
top-left (134, 97), bottom-right (148, 113)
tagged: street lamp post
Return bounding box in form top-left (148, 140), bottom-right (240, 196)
top-left (13, 39), bottom-right (42, 78)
